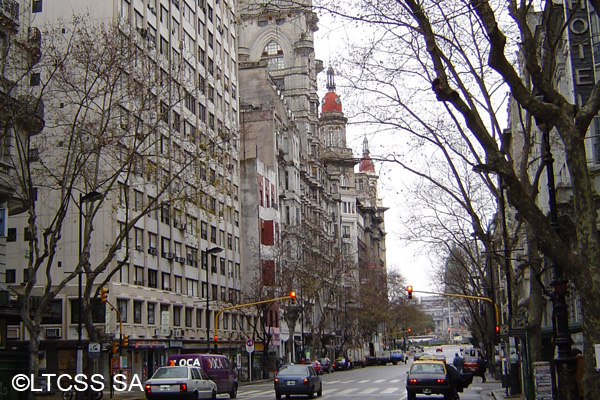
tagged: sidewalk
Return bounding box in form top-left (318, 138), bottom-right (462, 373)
top-left (477, 373), bottom-right (526, 400)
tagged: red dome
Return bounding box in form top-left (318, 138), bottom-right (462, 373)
top-left (359, 154), bottom-right (375, 173)
top-left (322, 91), bottom-right (342, 113)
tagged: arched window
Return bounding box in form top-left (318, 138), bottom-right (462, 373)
top-left (262, 41), bottom-right (284, 70)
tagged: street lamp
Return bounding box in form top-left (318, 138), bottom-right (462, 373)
top-left (76, 190), bottom-right (102, 398)
top-left (535, 115), bottom-right (574, 399)
top-left (205, 246), bottom-right (223, 351)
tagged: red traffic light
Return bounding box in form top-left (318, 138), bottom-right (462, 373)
top-left (496, 325), bottom-right (500, 334)
top-left (214, 335), bottom-right (218, 342)
top-left (408, 328), bottom-right (411, 333)
top-left (290, 291), bottom-right (297, 304)
top-left (407, 286), bottom-right (413, 299)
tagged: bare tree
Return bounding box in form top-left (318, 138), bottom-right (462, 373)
top-left (312, 0), bottom-right (600, 397)
top-left (2, 17), bottom-right (231, 387)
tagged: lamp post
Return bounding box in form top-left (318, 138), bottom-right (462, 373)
top-left (76, 190), bottom-right (102, 399)
top-left (205, 246), bottom-right (223, 351)
top-left (536, 120), bottom-right (574, 399)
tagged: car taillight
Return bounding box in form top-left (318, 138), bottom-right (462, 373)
top-left (437, 379), bottom-right (446, 384)
top-left (333, 363), bottom-right (336, 368)
top-left (180, 384), bottom-right (187, 392)
top-left (409, 379), bottom-right (418, 383)
top-left (145, 385), bottom-right (152, 393)
top-left (303, 378), bottom-right (309, 385)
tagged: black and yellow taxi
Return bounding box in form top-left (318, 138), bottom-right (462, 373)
top-left (405, 355), bottom-right (472, 400)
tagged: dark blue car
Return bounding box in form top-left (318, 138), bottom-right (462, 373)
top-left (274, 364), bottom-right (322, 399)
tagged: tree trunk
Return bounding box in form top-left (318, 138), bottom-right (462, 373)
top-left (27, 326), bottom-right (42, 400)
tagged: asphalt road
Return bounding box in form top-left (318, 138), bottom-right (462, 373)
top-left (229, 345), bottom-right (489, 400)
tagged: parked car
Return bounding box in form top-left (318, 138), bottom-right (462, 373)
top-left (333, 357), bottom-right (351, 371)
top-left (311, 360), bottom-right (324, 375)
top-left (317, 358), bottom-right (333, 373)
top-left (390, 350), bottom-right (407, 365)
top-left (405, 358), bottom-right (473, 400)
top-left (436, 347), bottom-right (444, 353)
top-left (167, 354), bottom-right (238, 398)
top-left (144, 366), bottom-right (217, 400)
top-left (274, 364), bottom-right (322, 399)
top-left (349, 355), bottom-right (365, 368)
top-left (364, 354), bottom-right (379, 366)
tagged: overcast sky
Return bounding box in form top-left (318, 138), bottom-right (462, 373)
top-left (313, 11), bottom-right (438, 294)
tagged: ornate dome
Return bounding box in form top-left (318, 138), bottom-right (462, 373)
top-left (321, 66), bottom-right (342, 113)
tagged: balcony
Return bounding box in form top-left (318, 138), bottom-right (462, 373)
top-left (294, 39), bottom-right (314, 56)
top-left (0, 0), bottom-right (19, 32)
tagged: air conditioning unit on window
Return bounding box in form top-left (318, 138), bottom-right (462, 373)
top-left (148, 247), bottom-right (158, 255)
top-left (45, 327), bottom-right (62, 339)
top-left (152, 328), bottom-right (160, 337)
top-left (173, 329), bottom-right (184, 338)
top-left (163, 252), bottom-right (174, 260)
top-left (135, 245), bottom-right (144, 252)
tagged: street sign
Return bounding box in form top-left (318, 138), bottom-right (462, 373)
top-left (88, 342), bottom-right (101, 353)
top-left (246, 339), bottom-right (255, 353)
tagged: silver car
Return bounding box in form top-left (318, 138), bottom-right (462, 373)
top-left (144, 366), bottom-right (217, 400)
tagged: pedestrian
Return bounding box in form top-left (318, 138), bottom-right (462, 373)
top-left (453, 353), bottom-right (464, 373)
top-left (477, 354), bottom-right (487, 383)
top-left (446, 363), bottom-right (461, 400)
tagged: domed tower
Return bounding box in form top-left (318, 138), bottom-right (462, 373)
top-left (320, 67), bottom-right (348, 149)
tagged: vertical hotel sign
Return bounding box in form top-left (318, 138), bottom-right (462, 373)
top-left (566, 0), bottom-right (595, 106)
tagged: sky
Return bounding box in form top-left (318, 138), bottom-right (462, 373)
top-left (313, 11), bottom-right (438, 293)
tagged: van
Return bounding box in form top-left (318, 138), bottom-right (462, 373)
top-left (167, 354), bottom-right (238, 398)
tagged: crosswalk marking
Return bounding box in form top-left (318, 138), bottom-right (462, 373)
top-left (357, 379), bottom-right (370, 383)
top-left (389, 379), bottom-right (401, 383)
top-left (337, 388), bottom-right (358, 394)
top-left (381, 387), bottom-right (399, 394)
top-left (359, 388), bottom-right (378, 394)
top-left (373, 379), bottom-right (386, 383)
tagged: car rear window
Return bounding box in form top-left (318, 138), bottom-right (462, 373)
top-left (278, 365), bottom-right (309, 376)
top-left (410, 363), bottom-right (445, 374)
top-left (153, 367), bottom-right (189, 379)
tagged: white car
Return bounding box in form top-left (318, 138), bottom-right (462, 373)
top-left (144, 366), bottom-right (217, 400)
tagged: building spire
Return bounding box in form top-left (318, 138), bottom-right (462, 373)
top-left (326, 66), bottom-right (336, 91)
top-left (362, 136), bottom-right (370, 156)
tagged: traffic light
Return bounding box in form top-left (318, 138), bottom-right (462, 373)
top-left (290, 291), bottom-right (297, 305)
top-left (214, 335), bottom-right (218, 343)
top-left (122, 335), bottom-right (129, 347)
top-left (407, 286), bottom-right (413, 299)
top-left (407, 328), bottom-right (411, 334)
top-left (100, 287), bottom-right (109, 303)
top-left (112, 341), bottom-right (119, 354)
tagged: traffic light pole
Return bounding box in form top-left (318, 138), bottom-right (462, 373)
top-left (213, 294), bottom-right (295, 347)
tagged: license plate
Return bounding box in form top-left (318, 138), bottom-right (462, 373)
top-left (160, 385), bottom-right (171, 390)
top-left (286, 381), bottom-right (296, 386)
top-left (423, 389), bottom-right (431, 394)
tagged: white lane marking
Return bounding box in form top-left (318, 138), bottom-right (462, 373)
top-left (359, 388), bottom-right (378, 394)
top-left (337, 388), bottom-right (359, 394)
top-left (381, 387), bottom-right (399, 394)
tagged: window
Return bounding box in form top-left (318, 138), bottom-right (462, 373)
top-left (210, 225), bottom-right (217, 242)
top-left (134, 190), bottom-right (143, 211)
top-left (117, 299), bottom-right (128, 323)
top-left (7, 228), bottom-right (16, 242)
top-left (30, 73), bottom-right (40, 86)
top-left (196, 309), bottom-right (203, 328)
top-left (5, 269), bottom-right (15, 283)
top-left (185, 308), bottom-right (193, 327)
top-left (210, 254), bottom-right (217, 273)
top-left (148, 303), bottom-right (156, 324)
top-left (201, 221), bottom-right (208, 239)
top-left (173, 306), bottom-right (181, 326)
top-left (162, 272), bottom-right (171, 290)
top-left (148, 269), bottom-right (158, 288)
top-left (32, 0), bottom-right (42, 13)
top-left (134, 301), bottom-right (142, 324)
top-left (220, 258), bottom-right (226, 275)
top-left (262, 41), bottom-right (284, 70)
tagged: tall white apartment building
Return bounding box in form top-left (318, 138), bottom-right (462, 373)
top-left (2, 0), bottom-right (243, 380)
